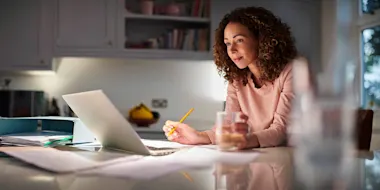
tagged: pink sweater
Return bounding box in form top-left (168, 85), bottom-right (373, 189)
top-left (206, 62), bottom-right (294, 147)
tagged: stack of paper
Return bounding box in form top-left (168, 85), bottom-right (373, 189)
top-left (0, 131), bottom-right (72, 147)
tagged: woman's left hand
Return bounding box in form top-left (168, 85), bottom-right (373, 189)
top-left (237, 132), bottom-right (259, 149)
top-left (232, 114), bottom-right (259, 149)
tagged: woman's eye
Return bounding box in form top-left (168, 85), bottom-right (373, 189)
top-left (237, 39), bottom-right (244, 43)
top-left (225, 42), bottom-right (231, 46)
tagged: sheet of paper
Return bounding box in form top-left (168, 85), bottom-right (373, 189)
top-left (80, 147), bottom-right (260, 180)
top-left (0, 147), bottom-right (142, 173)
top-left (70, 139), bottom-right (190, 149)
top-left (156, 147), bottom-right (261, 166)
top-left (70, 139), bottom-right (216, 150)
top-left (140, 139), bottom-right (190, 148)
top-left (80, 156), bottom-right (191, 180)
top-left (141, 139), bottom-right (217, 150)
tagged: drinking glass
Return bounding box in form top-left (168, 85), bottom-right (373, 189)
top-left (215, 112), bottom-right (246, 151)
top-left (214, 163), bottom-right (250, 190)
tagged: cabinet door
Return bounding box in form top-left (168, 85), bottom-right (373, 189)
top-left (55, 0), bottom-right (116, 49)
top-left (0, 0), bottom-right (51, 70)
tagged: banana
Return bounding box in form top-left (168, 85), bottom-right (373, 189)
top-left (129, 103), bottom-right (154, 120)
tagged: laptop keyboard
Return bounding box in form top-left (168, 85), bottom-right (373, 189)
top-left (146, 146), bottom-right (176, 150)
top-left (146, 146), bottom-right (189, 156)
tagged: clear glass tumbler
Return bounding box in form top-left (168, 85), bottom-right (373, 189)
top-left (215, 112), bottom-right (246, 151)
top-left (214, 163), bottom-right (250, 190)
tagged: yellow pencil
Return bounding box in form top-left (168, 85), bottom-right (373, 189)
top-left (181, 171), bottom-right (193, 182)
top-left (168, 108), bottom-right (194, 136)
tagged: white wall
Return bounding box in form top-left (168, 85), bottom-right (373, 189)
top-left (1, 57), bottom-right (227, 129)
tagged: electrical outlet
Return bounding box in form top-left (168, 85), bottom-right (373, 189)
top-left (152, 99), bottom-right (168, 108)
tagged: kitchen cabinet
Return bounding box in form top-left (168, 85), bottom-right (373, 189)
top-left (0, 0), bottom-right (54, 71)
top-left (53, 0), bottom-right (319, 62)
top-left (0, 0), bottom-right (322, 72)
top-left (54, 0), bottom-right (213, 60)
top-left (54, 0), bottom-right (117, 53)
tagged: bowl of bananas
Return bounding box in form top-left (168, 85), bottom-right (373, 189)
top-left (127, 103), bottom-right (160, 127)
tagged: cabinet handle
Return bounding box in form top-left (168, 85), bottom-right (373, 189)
top-left (108, 41), bottom-right (113, 46)
top-left (40, 60), bottom-right (45, 64)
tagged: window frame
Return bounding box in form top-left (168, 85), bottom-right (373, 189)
top-left (358, 0), bottom-right (380, 108)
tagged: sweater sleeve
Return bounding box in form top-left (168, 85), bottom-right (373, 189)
top-left (253, 65), bottom-right (294, 147)
top-left (205, 82), bottom-right (241, 144)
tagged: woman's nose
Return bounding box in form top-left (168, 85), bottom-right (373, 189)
top-left (230, 43), bottom-right (237, 53)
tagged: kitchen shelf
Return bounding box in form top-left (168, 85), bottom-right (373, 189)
top-left (122, 0), bottom-right (212, 60)
top-left (54, 48), bottom-right (212, 60)
top-left (125, 12), bottom-right (210, 24)
top-left (121, 48), bottom-right (212, 60)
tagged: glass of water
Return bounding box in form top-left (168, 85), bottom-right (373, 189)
top-left (214, 163), bottom-right (250, 190)
top-left (215, 112), bottom-right (247, 151)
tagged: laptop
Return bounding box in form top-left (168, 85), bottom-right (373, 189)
top-left (62, 90), bottom-right (185, 156)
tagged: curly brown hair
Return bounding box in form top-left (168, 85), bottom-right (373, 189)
top-left (214, 6), bottom-right (298, 86)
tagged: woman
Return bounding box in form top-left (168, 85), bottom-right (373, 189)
top-left (163, 6), bottom-right (299, 149)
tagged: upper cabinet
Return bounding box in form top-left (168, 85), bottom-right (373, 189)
top-left (54, 0), bottom-right (117, 51)
top-left (54, 0), bottom-right (213, 60)
top-left (120, 0), bottom-right (212, 60)
top-left (0, 0), bottom-right (321, 72)
top-left (0, 0), bottom-right (55, 71)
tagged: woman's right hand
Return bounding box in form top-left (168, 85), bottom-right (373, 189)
top-left (163, 120), bottom-right (211, 145)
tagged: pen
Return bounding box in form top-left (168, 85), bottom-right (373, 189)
top-left (168, 108), bottom-right (194, 136)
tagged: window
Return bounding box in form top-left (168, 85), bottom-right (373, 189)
top-left (362, 26), bottom-right (380, 107)
top-left (364, 151), bottom-right (380, 189)
top-left (360, 0), bottom-right (380, 108)
top-left (361, 0), bottom-right (380, 14)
